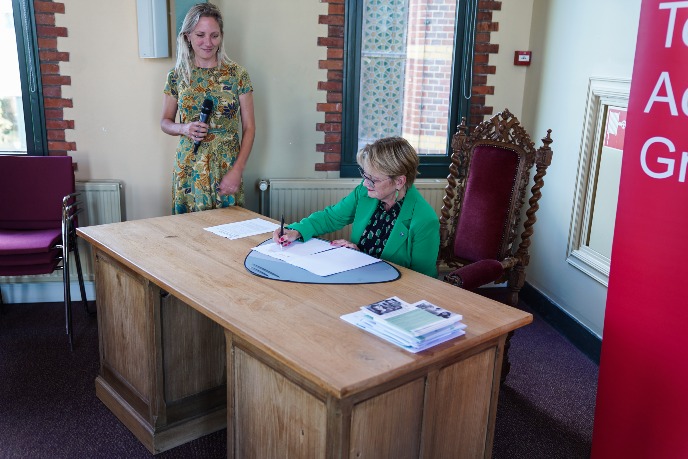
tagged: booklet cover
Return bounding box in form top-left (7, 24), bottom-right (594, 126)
top-left (341, 311), bottom-right (466, 353)
top-left (341, 296), bottom-right (466, 352)
top-left (361, 296), bottom-right (463, 338)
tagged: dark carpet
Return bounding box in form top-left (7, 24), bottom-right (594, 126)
top-left (0, 300), bottom-right (597, 458)
top-left (493, 301), bottom-right (598, 459)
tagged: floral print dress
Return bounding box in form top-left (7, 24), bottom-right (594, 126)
top-left (164, 61), bottom-right (253, 214)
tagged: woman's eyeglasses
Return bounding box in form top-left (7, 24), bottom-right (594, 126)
top-left (358, 167), bottom-right (390, 188)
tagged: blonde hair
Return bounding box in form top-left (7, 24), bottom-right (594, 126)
top-left (174, 3), bottom-right (230, 84)
top-left (356, 137), bottom-right (419, 188)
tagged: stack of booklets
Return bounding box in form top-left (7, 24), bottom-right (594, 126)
top-left (341, 296), bottom-right (466, 353)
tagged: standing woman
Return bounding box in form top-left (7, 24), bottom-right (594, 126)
top-left (161, 3), bottom-right (255, 213)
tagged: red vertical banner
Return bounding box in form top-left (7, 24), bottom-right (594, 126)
top-left (592, 1), bottom-right (688, 457)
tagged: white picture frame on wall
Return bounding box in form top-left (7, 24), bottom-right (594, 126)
top-left (567, 77), bottom-right (631, 286)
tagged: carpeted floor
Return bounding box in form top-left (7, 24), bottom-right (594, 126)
top-left (0, 300), bottom-right (597, 458)
top-left (493, 302), bottom-right (598, 458)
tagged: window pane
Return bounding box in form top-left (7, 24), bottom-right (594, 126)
top-left (0, 2), bottom-right (27, 154)
top-left (358, 0), bottom-right (458, 155)
top-left (358, 0), bottom-right (409, 150)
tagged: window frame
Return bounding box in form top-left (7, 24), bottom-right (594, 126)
top-left (6, 0), bottom-right (47, 156)
top-left (340, 0), bottom-right (475, 178)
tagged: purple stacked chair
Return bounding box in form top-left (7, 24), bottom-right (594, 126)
top-left (0, 155), bottom-right (90, 350)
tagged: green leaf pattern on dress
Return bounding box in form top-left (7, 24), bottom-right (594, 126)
top-left (164, 61), bottom-right (253, 214)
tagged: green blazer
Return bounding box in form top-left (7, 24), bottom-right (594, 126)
top-left (289, 184), bottom-right (439, 277)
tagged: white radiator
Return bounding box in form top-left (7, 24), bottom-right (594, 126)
top-left (266, 178), bottom-right (446, 241)
top-left (75, 180), bottom-right (125, 228)
top-left (73, 180), bottom-right (125, 280)
top-left (0, 180), bottom-right (124, 285)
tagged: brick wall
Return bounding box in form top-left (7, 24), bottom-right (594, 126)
top-left (316, 0), bottom-right (500, 170)
top-left (471, 1), bottom-right (500, 126)
top-left (34, 0), bottom-right (74, 156)
top-left (315, 0), bottom-right (346, 172)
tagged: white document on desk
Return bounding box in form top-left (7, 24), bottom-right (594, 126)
top-left (205, 218), bottom-right (279, 240)
top-left (251, 239), bottom-right (381, 276)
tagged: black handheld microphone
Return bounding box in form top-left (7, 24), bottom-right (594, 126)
top-left (193, 98), bottom-right (214, 154)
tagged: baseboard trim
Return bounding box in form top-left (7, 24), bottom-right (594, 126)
top-left (0, 281), bottom-right (95, 304)
top-left (521, 283), bottom-right (601, 364)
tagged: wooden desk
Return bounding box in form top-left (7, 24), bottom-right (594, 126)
top-left (78, 207), bottom-right (531, 458)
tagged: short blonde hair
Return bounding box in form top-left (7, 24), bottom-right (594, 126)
top-left (356, 137), bottom-right (419, 188)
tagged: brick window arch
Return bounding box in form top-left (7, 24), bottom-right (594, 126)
top-left (316, 0), bottom-right (500, 174)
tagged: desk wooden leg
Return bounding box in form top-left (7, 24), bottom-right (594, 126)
top-left (420, 339), bottom-right (503, 459)
top-left (500, 330), bottom-right (514, 384)
top-left (225, 331), bottom-right (504, 459)
top-left (94, 250), bottom-right (227, 454)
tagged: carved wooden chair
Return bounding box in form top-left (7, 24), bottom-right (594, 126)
top-left (437, 109), bottom-right (553, 380)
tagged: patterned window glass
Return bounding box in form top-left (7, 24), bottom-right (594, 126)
top-left (358, 0), bottom-right (409, 150)
top-left (358, 0), bottom-right (459, 156)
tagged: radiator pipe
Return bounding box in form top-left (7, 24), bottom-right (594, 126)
top-left (258, 180), bottom-right (269, 216)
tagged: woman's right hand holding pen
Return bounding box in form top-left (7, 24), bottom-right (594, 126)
top-left (273, 228), bottom-right (301, 247)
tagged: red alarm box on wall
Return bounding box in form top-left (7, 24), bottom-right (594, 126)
top-left (514, 51), bottom-right (532, 66)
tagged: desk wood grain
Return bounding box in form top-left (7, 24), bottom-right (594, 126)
top-left (79, 207), bottom-right (530, 397)
top-left (78, 207), bottom-right (532, 457)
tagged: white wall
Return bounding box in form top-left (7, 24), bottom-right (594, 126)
top-left (487, 0), bottom-right (534, 121)
top-left (60, 0), bottom-right (327, 219)
top-left (61, 1), bottom-right (176, 219)
top-left (221, 0), bottom-right (331, 211)
top-left (494, 0), bottom-right (641, 337)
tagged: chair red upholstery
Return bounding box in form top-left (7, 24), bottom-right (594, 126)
top-left (0, 155), bottom-right (91, 349)
top-left (437, 109), bottom-right (553, 380)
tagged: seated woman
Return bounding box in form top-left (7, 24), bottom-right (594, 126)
top-left (273, 137), bottom-right (439, 277)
